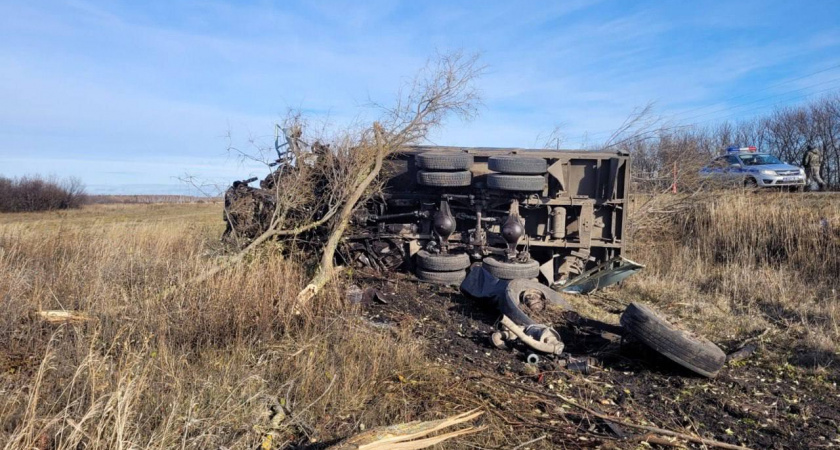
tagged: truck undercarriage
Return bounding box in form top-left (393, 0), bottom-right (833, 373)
top-left (341, 146), bottom-right (635, 291)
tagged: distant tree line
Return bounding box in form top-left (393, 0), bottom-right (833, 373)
top-left (87, 194), bottom-right (220, 204)
top-left (0, 176), bottom-right (87, 212)
top-left (617, 93), bottom-right (840, 191)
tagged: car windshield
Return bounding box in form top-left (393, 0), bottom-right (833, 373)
top-left (739, 153), bottom-right (783, 166)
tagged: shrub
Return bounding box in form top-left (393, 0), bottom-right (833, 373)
top-left (0, 175), bottom-right (87, 212)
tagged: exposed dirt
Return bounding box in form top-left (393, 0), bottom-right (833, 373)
top-left (357, 273), bottom-right (840, 449)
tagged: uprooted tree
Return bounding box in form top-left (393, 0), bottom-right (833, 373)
top-left (221, 52), bottom-right (483, 311)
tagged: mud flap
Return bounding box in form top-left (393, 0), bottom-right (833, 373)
top-left (560, 256), bottom-right (644, 294)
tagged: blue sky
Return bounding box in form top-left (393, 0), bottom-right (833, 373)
top-left (2, 0), bottom-right (840, 194)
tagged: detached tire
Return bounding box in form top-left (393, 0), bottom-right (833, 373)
top-left (416, 268), bottom-right (466, 286)
top-left (416, 152), bottom-right (473, 171)
top-left (488, 156), bottom-right (547, 174)
top-left (482, 257), bottom-right (540, 280)
top-left (487, 174), bottom-right (545, 192)
top-left (417, 170), bottom-right (472, 187)
top-left (620, 302), bottom-right (726, 378)
top-left (416, 250), bottom-right (471, 271)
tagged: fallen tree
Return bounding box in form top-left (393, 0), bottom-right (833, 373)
top-left (218, 52), bottom-right (483, 312)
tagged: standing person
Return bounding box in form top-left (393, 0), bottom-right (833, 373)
top-left (802, 144), bottom-right (827, 191)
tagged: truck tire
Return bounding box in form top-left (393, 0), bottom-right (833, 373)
top-left (416, 250), bottom-right (471, 271)
top-left (417, 170), bottom-right (472, 187)
top-left (620, 302), bottom-right (726, 378)
top-left (416, 268), bottom-right (467, 285)
top-left (487, 174), bottom-right (545, 191)
top-left (488, 156), bottom-right (547, 174)
top-left (482, 257), bottom-right (540, 280)
top-left (416, 152), bottom-right (474, 171)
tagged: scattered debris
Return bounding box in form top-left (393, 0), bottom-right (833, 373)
top-left (557, 356), bottom-right (596, 374)
top-left (462, 266), bottom-right (727, 379)
top-left (480, 373), bottom-right (754, 450)
top-left (726, 343), bottom-right (759, 363)
top-left (499, 315), bottom-right (564, 355)
top-left (560, 256), bottom-right (646, 294)
top-left (346, 284), bottom-right (364, 304)
top-left (357, 272), bottom-right (836, 448)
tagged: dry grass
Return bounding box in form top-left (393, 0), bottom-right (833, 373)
top-left (0, 204), bottom-right (448, 449)
top-left (625, 191), bottom-right (840, 368)
top-left (2, 193), bottom-right (839, 448)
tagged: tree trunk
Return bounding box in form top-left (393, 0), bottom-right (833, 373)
top-left (295, 123), bottom-right (387, 311)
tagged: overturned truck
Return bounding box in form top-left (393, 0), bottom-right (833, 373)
top-left (224, 145), bottom-right (732, 377)
top-left (225, 145), bottom-right (640, 293)
top-left (346, 146), bottom-right (638, 292)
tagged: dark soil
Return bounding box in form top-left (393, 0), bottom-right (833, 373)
top-left (356, 273), bottom-right (840, 449)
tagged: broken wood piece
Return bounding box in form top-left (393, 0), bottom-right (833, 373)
top-left (328, 409), bottom-right (485, 450)
top-left (35, 310), bottom-right (93, 324)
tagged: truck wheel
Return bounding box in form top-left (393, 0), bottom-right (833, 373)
top-left (416, 268), bottom-right (466, 286)
top-left (416, 152), bottom-right (473, 171)
top-left (417, 170), bottom-right (472, 187)
top-left (487, 174), bottom-right (545, 191)
top-left (482, 257), bottom-right (540, 280)
top-left (416, 250), bottom-right (471, 271)
top-left (620, 302), bottom-right (726, 378)
top-left (488, 156), bottom-right (547, 174)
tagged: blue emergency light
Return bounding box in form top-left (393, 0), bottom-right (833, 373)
top-left (725, 146), bottom-right (757, 153)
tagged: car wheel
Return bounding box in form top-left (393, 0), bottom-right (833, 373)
top-left (620, 302), bottom-right (726, 378)
top-left (417, 170), bottom-right (472, 187)
top-left (415, 152), bottom-right (474, 171)
top-left (415, 250), bottom-right (471, 271)
top-left (744, 177), bottom-right (758, 189)
top-left (488, 156), bottom-right (548, 174)
top-left (482, 257), bottom-right (540, 280)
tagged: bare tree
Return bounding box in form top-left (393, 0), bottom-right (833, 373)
top-left (194, 52), bottom-right (483, 311)
top-left (295, 51), bottom-right (484, 309)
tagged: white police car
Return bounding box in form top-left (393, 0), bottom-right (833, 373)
top-left (699, 146), bottom-right (806, 190)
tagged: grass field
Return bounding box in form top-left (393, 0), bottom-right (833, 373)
top-left (1, 194), bottom-right (838, 448)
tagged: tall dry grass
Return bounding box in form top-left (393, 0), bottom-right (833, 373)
top-left (0, 205), bottom-right (448, 449)
top-left (627, 192), bottom-right (840, 368)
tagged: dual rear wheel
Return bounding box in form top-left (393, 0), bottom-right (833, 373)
top-left (416, 152), bottom-right (473, 187)
top-left (487, 156), bottom-right (547, 192)
top-left (414, 250), bottom-right (470, 285)
top-left (415, 152), bottom-right (550, 192)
